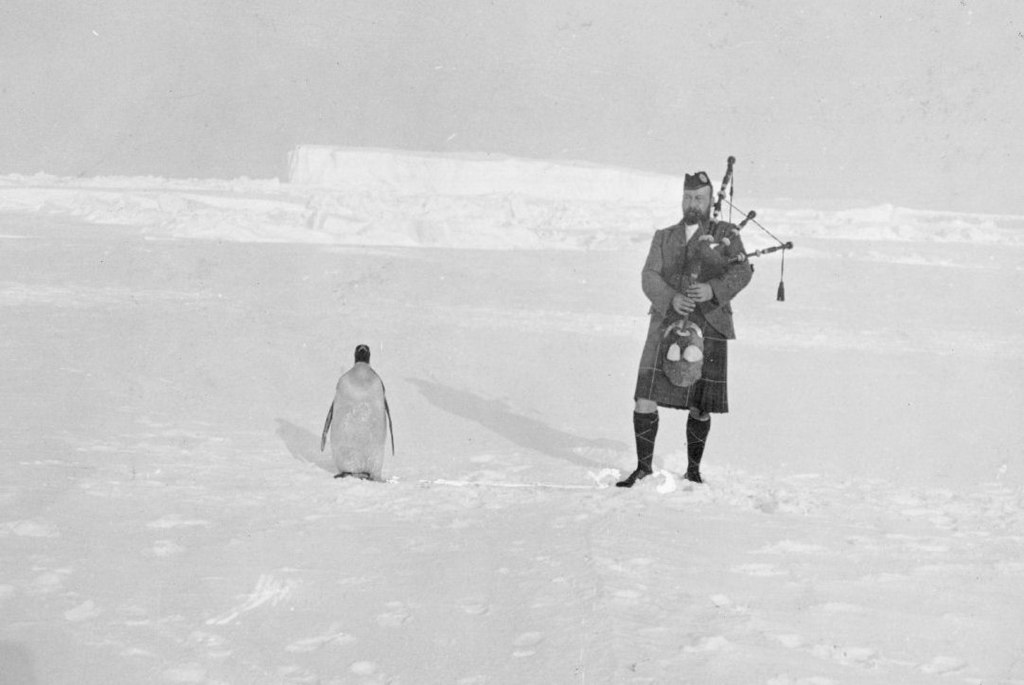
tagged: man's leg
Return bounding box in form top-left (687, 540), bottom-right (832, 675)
top-left (617, 399), bottom-right (659, 488)
top-left (685, 408), bottom-right (711, 483)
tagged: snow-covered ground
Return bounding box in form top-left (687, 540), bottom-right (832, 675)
top-left (1, 150), bottom-right (1022, 684)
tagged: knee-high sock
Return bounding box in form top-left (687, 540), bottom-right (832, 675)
top-left (634, 411), bottom-right (659, 472)
top-left (617, 411), bottom-right (659, 488)
top-left (686, 414), bottom-right (711, 470)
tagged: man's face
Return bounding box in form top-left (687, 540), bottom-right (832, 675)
top-left (682, 186), bottom-right (713, 224)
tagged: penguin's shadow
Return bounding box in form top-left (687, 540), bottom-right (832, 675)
top-left (275, 418), bottom-right (335, 475)
top-left (407, 378), bottom-right (626, 469)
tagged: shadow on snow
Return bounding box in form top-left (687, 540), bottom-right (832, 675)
top-left (275, 418), bottom-right (335, 475)
top-left (407, 377), bottom-right (626, 470)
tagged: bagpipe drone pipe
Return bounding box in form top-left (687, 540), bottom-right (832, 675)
top-left (713, 155), bottom-right (795, 301)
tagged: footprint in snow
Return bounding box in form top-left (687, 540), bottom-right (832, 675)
top-left (512, 631), bottom-right (544, 657)
top-left (286, 627), bottom-right (356, 653)
top-left (376, 601), bottom-right (412, 627)
top-left (457, 597), bottom-right (490, 616)
top-left (655, 470), bottom-right (677, 493)
top-left (588, 468), bottom-right (621, 488)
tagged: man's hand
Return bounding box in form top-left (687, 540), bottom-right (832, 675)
top-left (686, 283), bottom-right (713, 303)
top-left (671, 293), bottom-right (695, 315)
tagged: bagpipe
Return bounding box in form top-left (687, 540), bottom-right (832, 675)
top-left (660, 156), bottom-right (794, 388)
top-left (713, 155), bottom-right (795, 301)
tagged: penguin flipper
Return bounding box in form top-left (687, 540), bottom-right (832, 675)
top-left (384, 396), bottom-right (395, 455)
top-left (320, 402), bottom-right (334, 452)
top-left (380, 379), bottom-right (395, 456)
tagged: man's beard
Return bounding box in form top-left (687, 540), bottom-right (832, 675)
top-left (683, 206), bottom-right (710, 225)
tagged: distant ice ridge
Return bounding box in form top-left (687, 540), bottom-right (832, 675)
top-left (288, 146), bottom-right (682, 204)
top-left (1, 148), bottom-right (1021, 249)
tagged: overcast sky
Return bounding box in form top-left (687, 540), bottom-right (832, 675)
top-left (2, 0), bottom-right (1022, 212)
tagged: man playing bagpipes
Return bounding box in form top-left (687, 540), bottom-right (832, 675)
top-left (617, 168), bottom-right (754, 487)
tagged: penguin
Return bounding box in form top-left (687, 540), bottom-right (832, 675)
top-left (320, 344), bottom-right (394, 481)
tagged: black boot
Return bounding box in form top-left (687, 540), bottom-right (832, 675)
top-left (685, 414), bottom-right (711, 483)
top-left (617, 411), bottom-right (658, 488)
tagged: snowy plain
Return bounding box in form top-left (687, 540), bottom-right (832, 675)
top-left (1, 149), bottom-right (1022, 684)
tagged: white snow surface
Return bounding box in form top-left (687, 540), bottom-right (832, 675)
top-left (1, 150), bottom-right (1023, 683)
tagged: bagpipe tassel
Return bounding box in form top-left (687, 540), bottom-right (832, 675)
top-left (776, 249), bottom-right (786, 302)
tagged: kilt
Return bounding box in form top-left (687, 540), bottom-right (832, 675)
top-left (634, 310), bottom-right (730, 413)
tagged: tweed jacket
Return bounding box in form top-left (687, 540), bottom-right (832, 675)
top-left (641, 220), bottom-right (753, 339)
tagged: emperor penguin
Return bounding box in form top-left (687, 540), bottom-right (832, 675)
top-left (320, 344), bottom-right (394, 481)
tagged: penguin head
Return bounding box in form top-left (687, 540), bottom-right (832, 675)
top-left (354, 344), bottom-right (371, 364)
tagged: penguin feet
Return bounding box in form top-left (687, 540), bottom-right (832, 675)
top-left (334, 471), bottom-right (373, 480)
top-left (615, 467), bottom-right (654, 488)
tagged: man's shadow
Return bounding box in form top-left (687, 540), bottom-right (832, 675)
top-left (407, 378), bottom-right (625, 470)
top-left (275, 418), bottom-right (335, 475)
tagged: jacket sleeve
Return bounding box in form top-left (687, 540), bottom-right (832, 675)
top-left (641, 230), bottom-right (678, 317)
top-left (707, 231), bottom-right (753, 306)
